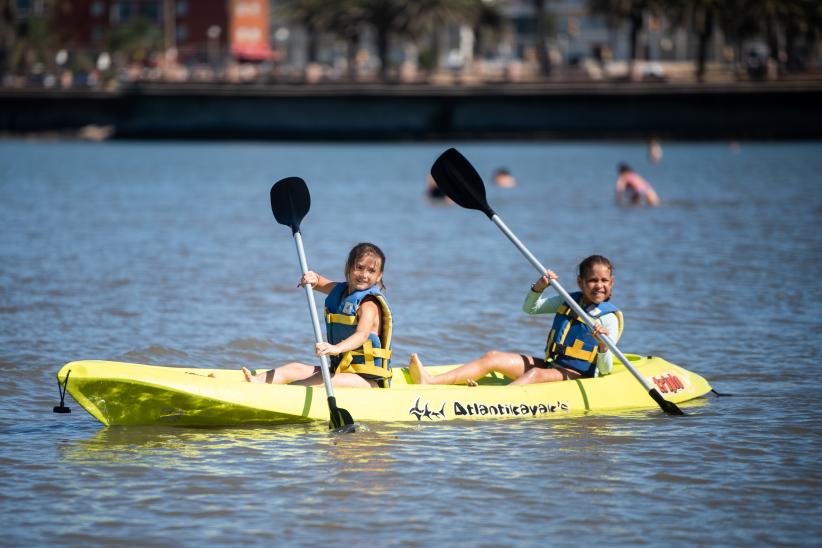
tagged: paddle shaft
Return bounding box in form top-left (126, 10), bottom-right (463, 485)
top-left (292, 231), bottom-right (337, 400)
top-left (490, 215), bottom-right (667, 398)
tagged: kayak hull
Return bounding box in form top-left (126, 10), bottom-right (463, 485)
top-left (56, 354), bottom-right (711, 426)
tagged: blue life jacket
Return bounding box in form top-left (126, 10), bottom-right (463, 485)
top-left (324, 283), bottom-right (393, 387)
top-left (545, 291), bottom-right (622, 378)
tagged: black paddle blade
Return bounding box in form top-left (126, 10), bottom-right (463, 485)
top-left (649, 389), bottom-right (685, 416)
top-left (270, 177), bottom-right (310, 234)
top-left (327, 396), bottom-right (355, 429)
top-left (431, 148), bottom-right (495, 218)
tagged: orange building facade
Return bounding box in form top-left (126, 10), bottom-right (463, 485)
top-left (54, 0), bottom-right (273, 63)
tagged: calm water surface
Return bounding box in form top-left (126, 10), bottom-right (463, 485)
top-left (1, 140), bottom-right (820, 546)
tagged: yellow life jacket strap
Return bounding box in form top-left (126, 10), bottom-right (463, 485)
top-left (337, 362), bottom-right (393, 378)
top-left (335, 341), bottom-right (393, 379)
top-left (551, 339), bottom-right (597, 362)
top-left (614, 310), bottom-right (624, 341)
top-left (376, 295), bottom-right (392, 355)
top-left (326, 312), bottom-right (357, 326)
top-left (365, 348), bottom-right (392, 359)
top-left (335, 352), bottom-right (354, 372)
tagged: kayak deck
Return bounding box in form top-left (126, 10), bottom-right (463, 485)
top-left (56, 354), bottom-right (712, 426)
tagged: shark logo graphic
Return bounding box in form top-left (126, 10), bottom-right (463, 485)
top-left (409, 397), bottom-right (447, 421)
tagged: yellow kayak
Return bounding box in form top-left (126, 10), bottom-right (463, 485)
top-left (55, 354), bottom-right (711, 426)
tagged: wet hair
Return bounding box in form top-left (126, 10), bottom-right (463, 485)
top-left (345, 242), bottom-right (386, 290)
top-left (577, 255), bottom-right (614, 279)
top-left (618, 163), bottom-right (631, 174)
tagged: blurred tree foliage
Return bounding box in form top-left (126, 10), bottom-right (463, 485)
top-left (279, 0), bottom-right (502, 80)
top-left (533, 0), bottom-right (552, 76)
top-left (1, 0), bottom-right (57, 77)
top-left (590, 0), bottom-right (821, 79)
top-left (107, 15), bottom-right (163, 65)
top-left (588, 0), bottom-right (653, 77)
top-left (1, 0), bottom-right (820, 83)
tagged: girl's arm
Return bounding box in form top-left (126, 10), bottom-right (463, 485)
top-left (522, 273), bottom-right (561, 315)
top-left (615, 174), bottom-right (626, 204)
top-left (315, 298), bottom-right (379, 356)
top-left (645, 186), bottom-right (660, 206)
top-left (299, 271), bottom-right (337, 295)
top-left (523, 292), bottom-right (565, 315)
top-left (594, 313), bottom-right (620, 376)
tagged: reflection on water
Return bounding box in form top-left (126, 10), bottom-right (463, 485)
top-left (1, 140), bottom-right (821, 545)
top-left (59, 424), bottom-right (327, 464)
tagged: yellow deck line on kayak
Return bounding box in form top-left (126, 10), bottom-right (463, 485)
top-left (56, 354), bottom-right (711, 426)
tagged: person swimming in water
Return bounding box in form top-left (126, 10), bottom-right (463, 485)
top-left (425, 173), bottom-right (450, 202)
top-left (648, 139), bottom-right (663, 164)
top-left (493, 167), bottom-right (517, 188)
top-left (615, 163), bottom-right (660, 206)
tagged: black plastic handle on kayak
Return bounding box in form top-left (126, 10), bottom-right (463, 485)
top-left (430, 148), bottom-right (684, 416)
top-left (270, 177), bottom-right (355, 431)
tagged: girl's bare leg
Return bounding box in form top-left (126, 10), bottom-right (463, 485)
top-left (509, 366), bottom-right (581, 385)
top-left (409, 351), bottom-right (539, 385)
top-left (291, 371), bottom-right (377, 388)
top-left (242, 362), bottom-right (317, 384)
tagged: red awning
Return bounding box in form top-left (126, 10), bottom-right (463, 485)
top-left (231, 44), bottom-right (280, 62)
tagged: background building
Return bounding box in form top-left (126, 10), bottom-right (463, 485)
top-left (1, 0), bottom-right (819, 87)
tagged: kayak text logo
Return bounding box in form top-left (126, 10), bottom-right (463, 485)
top-left (652, 373), bottom-right (685, 394)
top-left (454, 400), bottom-right (569, 417)
top-left (409, 397), bottom-right (447, 421)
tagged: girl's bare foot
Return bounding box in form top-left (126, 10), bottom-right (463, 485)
top-left (408, 354), bottom-right (433, 384)
top-left (242, 367), bottom-right (262, 383)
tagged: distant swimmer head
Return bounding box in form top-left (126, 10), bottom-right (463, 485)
top-left (493, 167), bottom-right (516, 188)
top-left (618, 163), bottom-right (631, 174)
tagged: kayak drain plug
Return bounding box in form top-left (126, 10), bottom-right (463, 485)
top-left (53, 370), bottom-right (71, 414)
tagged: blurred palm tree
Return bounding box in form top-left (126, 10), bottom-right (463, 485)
top-left (748, 0), bottom-right (821, 72)
top-left (321, 0), bottom-right (366, 79)
top-left (660, 0), bottom-right (822, 80)
top-left (471, 0), bottom-right (505, 59)
top-left (588, 0), bottom-right (655, 79)
top-left (533, 0), bottom-right (552, 77)
top-left (0, 0), bottom-right (18, 76)
top-left (2, 0), bottom-right (57, 79)
top-left (354, 0), bottom-right (479, 80)
top-left (357, 0), bottom-right (409, 79)
top-left (277, 0), bottom-right (328, 66)
top-left (280, 0), bottom-right (486, 81)
top-left (656, 0), bottom-right (719, 81)
top-left (403, 0), bottom-right (493, 77)
top-left (107, 16), bottom-right (163, 66)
